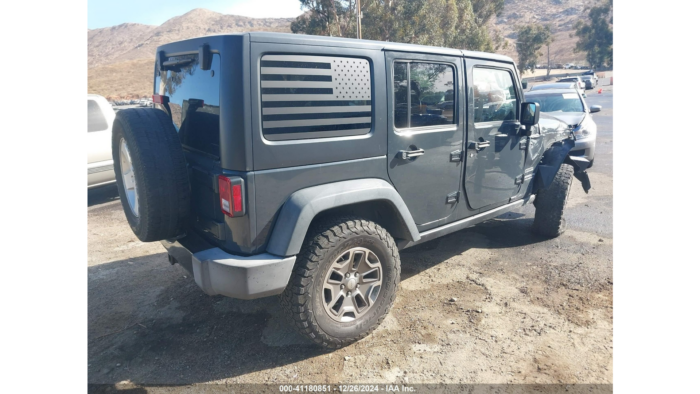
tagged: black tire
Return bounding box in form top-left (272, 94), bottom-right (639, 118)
top-left (533, 163), bottom-right (574, 237)
top-left (280, 217), bottom-right (400, 348)
top-left (112, 108), bottom-right (190, 242)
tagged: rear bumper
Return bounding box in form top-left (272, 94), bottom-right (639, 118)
top-left (161, 233), bottom-right (296, 300)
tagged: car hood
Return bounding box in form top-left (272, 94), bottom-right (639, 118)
top-left (543, 112), bottom-right (586, 127)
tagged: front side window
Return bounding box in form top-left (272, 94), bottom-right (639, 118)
top-left (260, 55), bottom-right (372, 141)
top-left (473, 68), bottom-right (518, 123)
top-left (88, 100), bottom-right (108, 132)
top-left (393, 62), bottom-right (455, 129)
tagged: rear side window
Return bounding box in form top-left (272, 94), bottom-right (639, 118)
top-left (393, 61), bottom-right (455, 129)
top-left (260, 55), bottom-right (372, 141)
top-left (473, 68), bottom-right (518, 123)
top-left (88, 100), bottom-right (108, 132)
top-left (156, 54), bottom-right (221, 157)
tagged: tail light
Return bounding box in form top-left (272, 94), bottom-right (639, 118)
top-left (152, 94), bottom-right (169, 105)
top-left (218, 175), bottom-right (245, 217)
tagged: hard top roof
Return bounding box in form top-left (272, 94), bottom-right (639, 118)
top-left (160, 32), bottom-right (514, 64)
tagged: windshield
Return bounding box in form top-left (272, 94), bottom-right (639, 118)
top-left (525, 93), bottom-right (584, 113)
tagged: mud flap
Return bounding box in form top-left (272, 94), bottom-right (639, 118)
top-left (533, 139), bottom-right (591, 194)
top-left (566, 156), bottom-right (592, 194)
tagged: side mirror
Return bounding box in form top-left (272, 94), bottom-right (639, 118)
top-left (521, 102), bottom-right (540, 126)
top-left (589, 105), bottom-right (601, 113)
top-left (521, 80), bottom-right (528, 90)
top-left (520, 102), bottom-right (540, 136)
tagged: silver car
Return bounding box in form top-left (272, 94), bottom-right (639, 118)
top-left (88, 94), bottom-right (117, 188)
top-left (530, 82), bottom-right (578, 91)
top-left (524, 88), bottom-right (601, 166)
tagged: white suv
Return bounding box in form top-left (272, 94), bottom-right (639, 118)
top-left (88, 94), bottom-right (116, 188)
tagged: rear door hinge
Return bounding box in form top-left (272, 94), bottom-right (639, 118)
top-left (446, 191), bottom-right (460, 204)
top-left (515, 175), bottom-right (524, 185)
top-left (450, 150), bottom-right (463, 162)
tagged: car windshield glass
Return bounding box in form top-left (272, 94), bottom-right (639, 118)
top-left (525, 93), bottom-right (584, 113)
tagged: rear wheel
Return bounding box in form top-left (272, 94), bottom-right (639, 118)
top-left (533, 164), bottom-right (574, 237)
top-left (280, 217), bottom-right (400, 348)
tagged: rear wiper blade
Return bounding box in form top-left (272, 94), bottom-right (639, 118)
top-left (161, 58), bottom-right (195, 70)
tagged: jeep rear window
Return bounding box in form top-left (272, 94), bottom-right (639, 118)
top-left (156, 53), bottom-right (221, 157)
top-left (260, 55), bottom-right (372, 141)
top-left (88, 100), bottom-right (108, 132)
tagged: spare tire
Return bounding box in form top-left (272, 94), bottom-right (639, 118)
top-left (112, 108), bottom-right (190, 242)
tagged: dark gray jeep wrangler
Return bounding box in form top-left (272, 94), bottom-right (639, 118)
top-left (112, 33), bottom-right (590, 348)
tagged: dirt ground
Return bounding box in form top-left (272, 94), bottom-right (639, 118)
top-left (88, 89), bottom-right (613, 388)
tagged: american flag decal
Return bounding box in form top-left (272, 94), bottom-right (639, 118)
top-left (260, 55), bottom-right (372, 140)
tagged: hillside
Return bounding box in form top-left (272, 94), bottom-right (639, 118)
top-left (88, 23), bottom-right (156, 68)
top-left (495, 0), bottom-right (596, 69)
top-left (87, 8), bottom-right (294, 98)
top-left (88, 2), bottom-right (598, 99)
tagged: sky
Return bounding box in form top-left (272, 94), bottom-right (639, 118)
top-left (88, 0), bottom-right (305, 29)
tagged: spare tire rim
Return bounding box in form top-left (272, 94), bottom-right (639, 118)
top-left (322, 247), bottom-right (383, 322)
top-left (119, 139), bottom-right (139, 218)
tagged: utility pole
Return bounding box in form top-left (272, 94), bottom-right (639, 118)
top-left (357, 0), bottom-right (362, 39)
top-left (546, 44), bottom-right (551, 77)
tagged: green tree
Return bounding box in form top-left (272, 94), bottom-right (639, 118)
top-left (290, 0), bottom-right (358, 37)
top-left (573, 0), bottom-right (613, 68)
top-left (515, 24), bottom-right (553, 75)
top-left (471, 0), bottom-right (504, 23)
top-left (292, 0), bottom-right (505, 52)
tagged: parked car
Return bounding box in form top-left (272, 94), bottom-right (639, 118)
top-left (530, 82), bottom-right (579, 91)
top-left (112, 33), bottom-right (590, 348)
top-left (580, 75), bottom-right (597, 89)
top-left (88, 94), bottom-right (117, 188)
top-left (525, 88), bottom-right (601, 165)
top-left (582, 70), bottom-right (599, 84)
top-left (557, 76), bottom-right (585, 94)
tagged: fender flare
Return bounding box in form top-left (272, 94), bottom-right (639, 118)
top-left (266, 179), bottom-right (420, 257)
top-left (533, 138), bottom-right (591, 194)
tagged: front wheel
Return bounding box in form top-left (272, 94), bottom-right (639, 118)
top-left (533, 164), bottom-right (574, 237)
top-left (280, 217), bottom-right (400, 348)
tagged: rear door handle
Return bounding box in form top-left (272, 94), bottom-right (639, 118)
top-left (469, 141), bottom-right (491, 151)
top-left (398, 149), bottom-right (425, 160)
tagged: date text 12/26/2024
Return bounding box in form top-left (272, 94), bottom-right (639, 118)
top-left (280, 385), bottom-right (416, 393)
